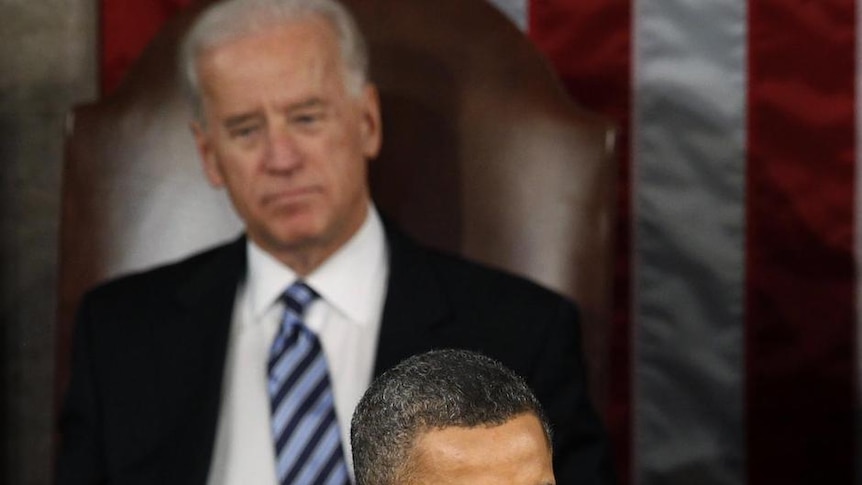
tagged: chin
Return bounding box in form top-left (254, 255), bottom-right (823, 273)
top-left (268, 224), bottom-right (325, 248)
top-left (271, 216), bottom-right (333, 245)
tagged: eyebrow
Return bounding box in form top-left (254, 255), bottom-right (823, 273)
top-left (286, 97), bottom-right (327, 112)
top-left (223, 113), bottom-right (262, 129)
top-left (221, 97), bottom-right (329, 129)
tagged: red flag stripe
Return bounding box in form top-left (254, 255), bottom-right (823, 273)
top-left (746, 0), bottom-right (856, 482)
top-left (100, 0), bottom-right (194, 94)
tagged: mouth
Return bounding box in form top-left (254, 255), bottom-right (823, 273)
top-left (261, 186), bottom-right (321, 207)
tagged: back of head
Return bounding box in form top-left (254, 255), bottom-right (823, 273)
top-left (350, 349), bottom-right (551, 485)
top-left (179, 0), bottom-right (369, 120)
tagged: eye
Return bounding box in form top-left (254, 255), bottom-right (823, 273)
top-left (229, 124), bottom-right (261, 139)
top-left (292, 111), bottom-right (325, 125)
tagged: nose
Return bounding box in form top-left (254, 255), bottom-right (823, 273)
top-left (263, 126), bottom-right (303, 173)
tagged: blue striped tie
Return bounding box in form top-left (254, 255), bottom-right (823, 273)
top-left (268, 282), bottom-right (350, 485)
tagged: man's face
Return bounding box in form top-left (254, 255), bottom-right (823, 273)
top-left (406, 413), bottom-right (555, 485)
top-left (192, 17), bottom-right (381, 272)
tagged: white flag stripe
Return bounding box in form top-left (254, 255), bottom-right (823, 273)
top-left (633, 1), bottom-right (747, 484)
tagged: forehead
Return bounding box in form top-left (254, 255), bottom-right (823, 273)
top-left (409, 414), bottom-right (554, 485)
top-left (195, 18), bottom-right (345, 105)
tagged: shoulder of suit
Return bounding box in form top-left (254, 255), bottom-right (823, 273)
top-left (384, 222), bottom-right (575, 307)
top-left (419, 243), bottom-right (577, 309)
top-left (85, 238), bottom-right (242, 302)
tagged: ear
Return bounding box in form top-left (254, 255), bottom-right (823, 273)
top-left (359, 84), bottom-right (383, 160)
top-left (191, 121), bottom-right (225, 187)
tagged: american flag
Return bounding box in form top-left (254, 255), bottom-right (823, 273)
top-left (100, 0), bottom-right (857, 483)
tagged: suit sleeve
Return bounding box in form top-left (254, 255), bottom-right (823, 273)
top-left (55, 294), bottom-right (108, 484)
top-left (529, 298), bottom-right (616, 485)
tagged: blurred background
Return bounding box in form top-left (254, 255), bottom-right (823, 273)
top-left (1, 0), bottom-right (856, 484)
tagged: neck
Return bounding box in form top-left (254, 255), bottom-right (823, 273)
top-left (260, 204), bottom-right (370, 277)
top-left (279, 250), bottom-right (327, 277)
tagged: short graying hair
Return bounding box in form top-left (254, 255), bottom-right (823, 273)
top-left (179, 0), bottom-right (369, 121)
top-left (350, 349), bottom-right (552, 485)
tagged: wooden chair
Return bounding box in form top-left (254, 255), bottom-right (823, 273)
top-left (57, 0), bottom-right (616, 409)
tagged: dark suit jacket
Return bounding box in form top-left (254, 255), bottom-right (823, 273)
top-left (56, 227), bottom-right (614, 484)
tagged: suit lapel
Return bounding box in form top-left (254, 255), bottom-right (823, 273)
top-left (154, 237), bottom-right (246, 483)
top-left (374, 226), bottom-right (452, 376)
top-left (146, 229), bottom-right (452, 477)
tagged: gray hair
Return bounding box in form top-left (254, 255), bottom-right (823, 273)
top-left (179, 0), bottom-right (369, 121)
top-left (350, 349), bottom-right (552, 485)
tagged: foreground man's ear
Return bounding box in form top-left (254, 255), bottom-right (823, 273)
top-left (359, 84), bottom-right (383, 160)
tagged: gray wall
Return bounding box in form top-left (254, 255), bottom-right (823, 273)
top-left (1, 0), bottom-right (97, 483)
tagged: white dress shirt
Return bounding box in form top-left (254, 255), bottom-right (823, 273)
top-left (207, 207), bottom-right (389, 485)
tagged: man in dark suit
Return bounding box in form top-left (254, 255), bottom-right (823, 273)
top-left (55, 0), bottom-right (613, 484)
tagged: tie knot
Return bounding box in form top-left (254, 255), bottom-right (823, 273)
top-left (282, 281), bottom-right (318, 316)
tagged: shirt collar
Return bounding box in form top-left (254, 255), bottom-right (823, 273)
top-left (245, 205), bottom-right (387, 326)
